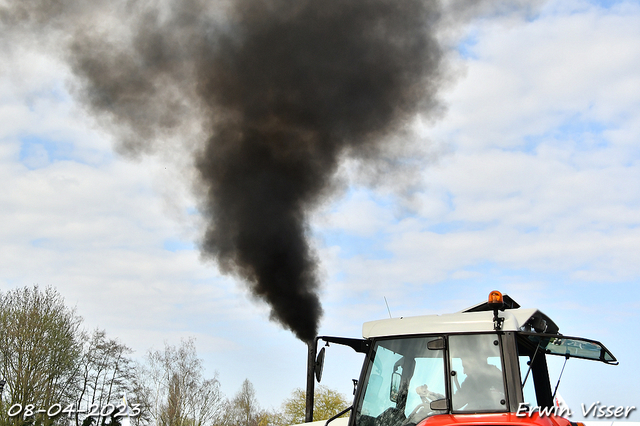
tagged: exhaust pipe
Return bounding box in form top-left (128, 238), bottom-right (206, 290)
top-left (305, 338), bottom-right (318, 422)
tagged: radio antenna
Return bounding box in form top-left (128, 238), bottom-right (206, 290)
top-left (384, 297), bottom-right (392, 318)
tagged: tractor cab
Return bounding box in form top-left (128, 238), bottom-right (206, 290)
top-left (306, 291), bottom-right (617, 426)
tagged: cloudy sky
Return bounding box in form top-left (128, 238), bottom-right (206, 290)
top-left (1, 0), bottom-right (639, 420)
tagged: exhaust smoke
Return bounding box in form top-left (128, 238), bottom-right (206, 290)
top-left (1, 0), bottom-right (539, 341)
top-left (192, 0), bottom-right (444, 342)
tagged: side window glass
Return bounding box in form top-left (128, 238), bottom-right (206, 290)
top-left (519, 355), bottom-right (537, 407)
top-left (449, 334), bottom-right (507, 412)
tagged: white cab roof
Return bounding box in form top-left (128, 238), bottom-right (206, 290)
top-left (362, 308), bottom-right (547, 338)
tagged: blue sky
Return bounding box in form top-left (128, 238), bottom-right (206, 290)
top-left (1, 0), bottom-right (639, 420)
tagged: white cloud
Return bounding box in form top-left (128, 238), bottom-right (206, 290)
top-left (433, 1), bottom-right (640, 152)
top-left (1, 0), bottom-right (640, 413)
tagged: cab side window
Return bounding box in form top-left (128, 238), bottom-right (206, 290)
top-left (449, 334), bottom-right (507, 412)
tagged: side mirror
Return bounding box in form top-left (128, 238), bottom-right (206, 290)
top-left (315, 347), bottom-right (325, 382)
top-left (390, 357), bottom-right (404, 402)
top-left (390, 371), bottom-right (401, 402)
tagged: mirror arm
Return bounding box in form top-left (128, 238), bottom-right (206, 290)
top-left (325, 406), bottom-right (353, 426)
top-left (318, 336), bottom-right (370, 353)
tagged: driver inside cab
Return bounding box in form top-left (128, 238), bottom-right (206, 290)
top-left (450, 334), bottom-right (506, 412)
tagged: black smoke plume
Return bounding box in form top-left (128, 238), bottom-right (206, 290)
top-left (193, 0), bottom-right (444, 342)
top-left (1, 0), bottom-right (453, 342)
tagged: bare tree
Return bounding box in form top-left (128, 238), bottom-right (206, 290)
top-left (159, 374), bottom-right (182, 426)
top-left (223, 379), bottom-right (272, 426)
top-left (0, 286), bottom-right (83, 425)
top-left (74, 329), bottom-right (136, 426)
top-left (137, 339), bottom-right (225, 426)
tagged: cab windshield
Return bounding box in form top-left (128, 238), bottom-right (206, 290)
top-left (354, 336), bottom-right (445, 426)
top-left (354, 334), bottom-right (507, 426)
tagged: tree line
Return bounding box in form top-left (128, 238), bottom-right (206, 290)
top-left (0, 286), bottom-right (348, 426)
